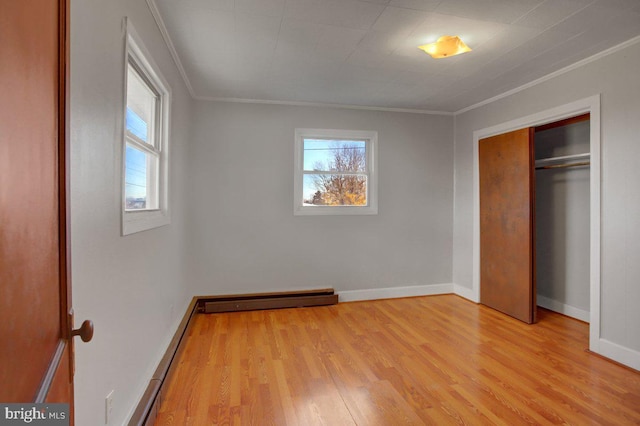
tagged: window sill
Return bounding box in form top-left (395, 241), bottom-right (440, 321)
top-left (294, 205), bottom-right (378, 216)
top-left (122, 209), bottom-right (170, 235)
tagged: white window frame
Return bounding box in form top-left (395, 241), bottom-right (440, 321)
top-left (294, 128), bottom-right (378, 216)
top-left (122, 20), bottom-right (171, 235)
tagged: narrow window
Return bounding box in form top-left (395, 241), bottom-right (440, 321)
top-left (122, 22), bottom-right (171, 235)
top-left (294, 129), bottom-right (378, 216)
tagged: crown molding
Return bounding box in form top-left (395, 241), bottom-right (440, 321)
top-left (455, 35), bottom-right (640, 115)
top-left (194, 96), bottom-right (454, 115)
top-left (146, 0), bottom-right (196, 98)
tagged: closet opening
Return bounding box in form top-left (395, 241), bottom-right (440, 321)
top-left (478, 113), bottom-right (591, 325)
top-left (473, 95), bottom-right (601, 354)
top-left (534, 113), bottom-right (590, 323)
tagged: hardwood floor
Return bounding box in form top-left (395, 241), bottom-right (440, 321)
top-left (155, 295), bottom-right (640, 425)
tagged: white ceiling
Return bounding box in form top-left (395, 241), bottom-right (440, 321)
top-left (151, 0), bottom-right (640, 113)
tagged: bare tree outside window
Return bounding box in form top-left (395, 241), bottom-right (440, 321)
top-left (303, 141), bottom-right (367, 206)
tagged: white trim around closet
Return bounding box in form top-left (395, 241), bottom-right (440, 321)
top-left (469, 94), bottom-right (603, 358)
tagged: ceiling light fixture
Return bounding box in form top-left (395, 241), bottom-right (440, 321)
top-left (418, 35), bottom-right (472, 59)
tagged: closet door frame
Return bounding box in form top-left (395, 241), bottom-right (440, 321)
top-left (469, 95), bottom-right (601, 352)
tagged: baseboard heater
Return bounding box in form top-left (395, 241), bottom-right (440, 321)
top-left (198, 288), bottom-right (338, 314)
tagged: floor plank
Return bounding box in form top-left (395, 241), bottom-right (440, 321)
top-left (155, 295), bottom-right (640, 425)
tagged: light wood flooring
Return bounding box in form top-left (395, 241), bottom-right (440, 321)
top-left (155, 295), bottom-right (640, 425)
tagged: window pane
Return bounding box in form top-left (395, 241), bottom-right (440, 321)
top-left (303, 139), bottom-right (366, 172)
top-left (303, 174), bottom-right (367, 206)
top-left (126, 107), bottom-right (147, 141)
top-left (126, 64), bottom-right (157, 145)
top-left (125, 144), bottom-right (158, 210)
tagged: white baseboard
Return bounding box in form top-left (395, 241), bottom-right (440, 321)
top-left (337, 283), bottom-right (453, 302)
top-left (453, 284), bottom-right (478, 302)
top-left (596, 338), bottom-right (640, 372)
top-left (537, 295), bottom-right (590, 323)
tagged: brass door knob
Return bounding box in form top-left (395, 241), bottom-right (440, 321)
top-left (71, 319), bottom-right (94, 342)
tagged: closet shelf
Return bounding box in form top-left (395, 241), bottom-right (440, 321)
top-left (535, 152), bottom-right (590, 168)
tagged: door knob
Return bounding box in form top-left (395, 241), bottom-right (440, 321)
top-left (72, 319), bottom-right (94, 342)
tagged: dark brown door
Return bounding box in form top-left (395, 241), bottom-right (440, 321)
top-left (479, 128), bottom-right (536, 323)
top-left (0, 0), bottom-right (88, 416)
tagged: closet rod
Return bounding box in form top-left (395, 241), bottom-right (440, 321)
top-left (535, 152), bottom-right (590, 167)
top-left (535, 161), bottom-right (590, 170)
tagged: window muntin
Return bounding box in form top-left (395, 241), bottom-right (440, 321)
top-left (294, 129), bottom-right (377, 216)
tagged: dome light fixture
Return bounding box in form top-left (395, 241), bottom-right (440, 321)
top-left (418, 35), bottom-right (472, 59)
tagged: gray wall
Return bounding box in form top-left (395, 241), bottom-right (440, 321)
top-left (535, 121), bottom-right (590, 316)
top-left (70, 1), bottom-right (192, 424)
top-left (187, 102), bottom-right (454, 296)
top-left (453, 41), bottom-right (640, 355)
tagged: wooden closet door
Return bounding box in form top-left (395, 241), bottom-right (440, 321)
top-left (479, 128), bottom-right (536, 324)
top-left (0, 1), bottom-right (89, 418)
